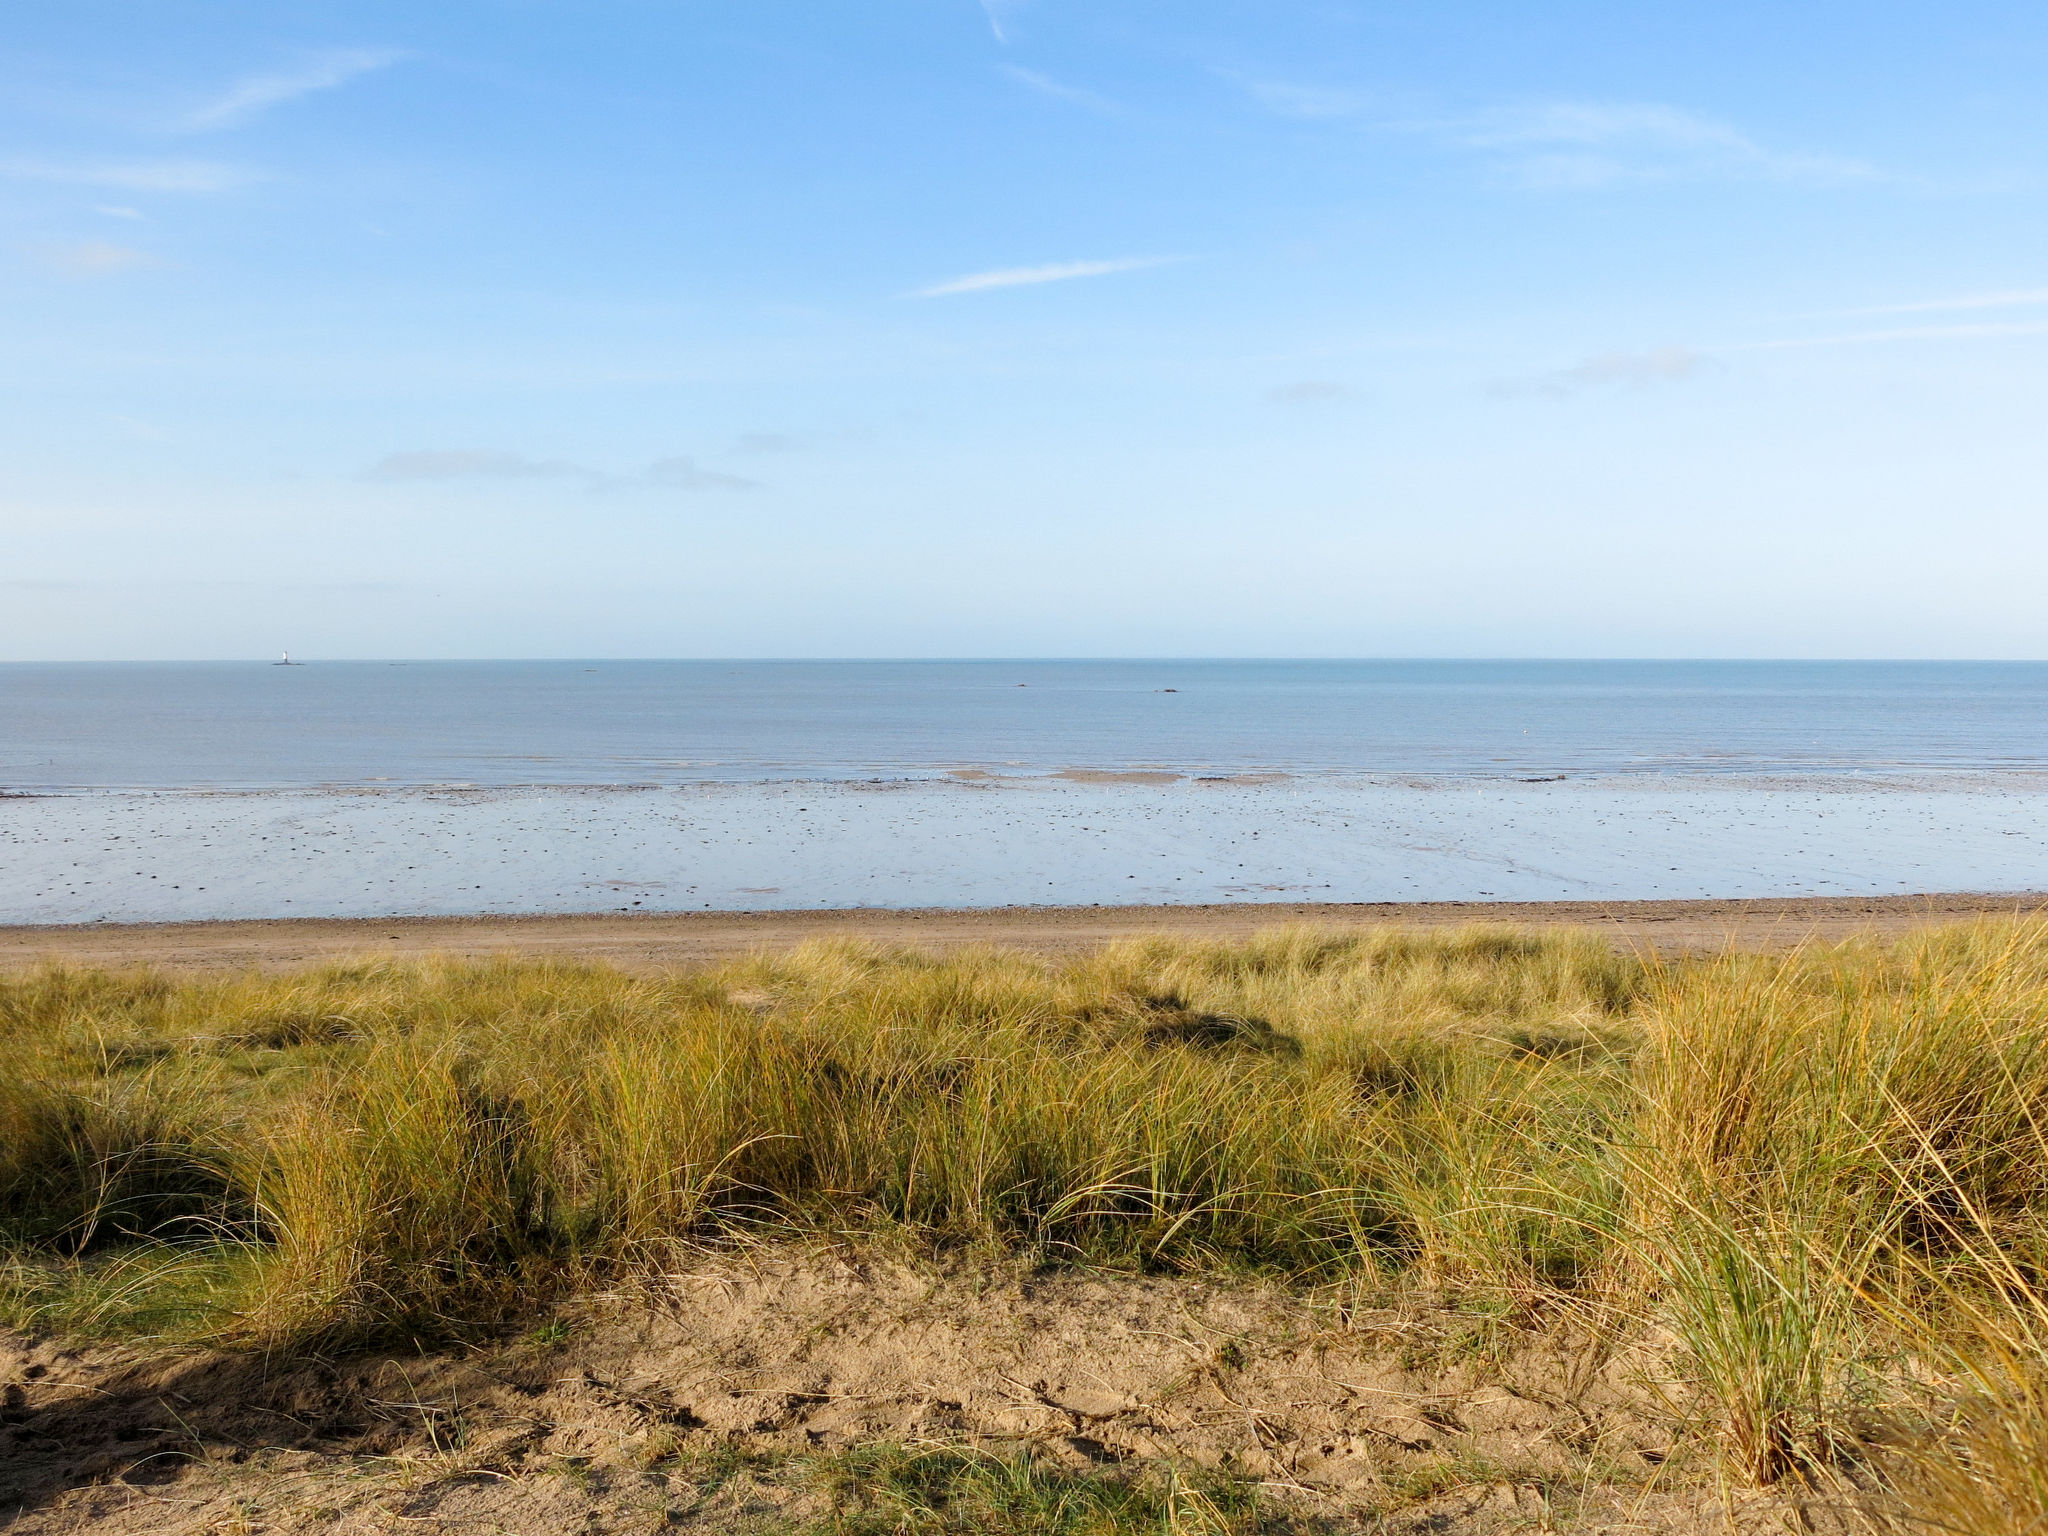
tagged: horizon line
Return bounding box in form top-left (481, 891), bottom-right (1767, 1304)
top-left (4, 656), bottom-right (2045, 667)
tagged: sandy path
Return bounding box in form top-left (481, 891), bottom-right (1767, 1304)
top-left (3, 893), bottom-right (2041, 973)
top-left (0, 1249), bottom-right (1748, 1535)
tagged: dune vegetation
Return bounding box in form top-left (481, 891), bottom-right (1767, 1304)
top-left (4, 921), bottom-right (2047, 1530)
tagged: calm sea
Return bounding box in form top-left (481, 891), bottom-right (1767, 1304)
top-left (4, 660), bottom-right (2047, 791)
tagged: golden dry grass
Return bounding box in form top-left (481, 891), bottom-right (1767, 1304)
top-left (3, 920), bottom-right (2045, 1527)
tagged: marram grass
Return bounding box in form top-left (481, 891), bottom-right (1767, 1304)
top-left (3, 921), bottom-right (2047, 1518)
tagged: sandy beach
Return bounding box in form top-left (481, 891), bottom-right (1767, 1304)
top-left (2, 892), bottom-right (2040, 973)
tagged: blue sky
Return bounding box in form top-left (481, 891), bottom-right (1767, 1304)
top-left (4, 1), bottom-right (2047, 659)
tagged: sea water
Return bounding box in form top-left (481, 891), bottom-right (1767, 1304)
top-left (7, 661), bottom-right (2047, 920)
top-left (6, 659), bottom-right (2048, 791)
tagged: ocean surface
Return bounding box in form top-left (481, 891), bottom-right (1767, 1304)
top-left (8, 661), bottom-right (2047, 920)
top-left (6, 659), bottom-right (2048, 791)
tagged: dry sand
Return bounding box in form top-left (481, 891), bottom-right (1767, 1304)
top-left (2, 1249), bottom-right (1801, 1535)
top-left (2, 893), bottom-right (2041, 974)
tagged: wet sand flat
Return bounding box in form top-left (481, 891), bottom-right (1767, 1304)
top-left (6, 771), bottom-right (2048, 929)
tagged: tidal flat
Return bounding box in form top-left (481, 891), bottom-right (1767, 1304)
top-left (5, 769), bottom-right (2048, 925)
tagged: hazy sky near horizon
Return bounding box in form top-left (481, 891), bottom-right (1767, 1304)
top-left (4, 2), bottom-right (2048, 660)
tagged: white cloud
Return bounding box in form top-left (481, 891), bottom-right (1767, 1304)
top-left (978, 0), bottom-right (1024, 43)
top-left (1240, 79), bottom-right (1375, 121)
top-left (109, 414), bottom-right (174, 443)
top-left (1453, 100), bottom-right (1875, 188)
top-left (645, 456), bottom-right (757, 492)
top-left (1739, 321), bottom-right (2048, 351)
top-left (1489, 346), bottom-right (1708, 398)
top-left (1266, 380), bottom-right (1348, 404)
top-left (1492, 319), bottom-right (2048, 384)
top-left (0, 157), bottom-right (249, 193)
top-left (1235, 81), bottom-right (1874, 188)
top-left (32, 241), bottom-right (158, 277)
top-left (999, 66), bottom-right (1119, 113)
top-left (367, 450), bottom-right (589, 482)
top-left (366, 450), bottom-right (758, 492)
top-left (1465, 101), bottom-right (1754, 152)
top-left (1844, 287), bottom-right (2048, 317)
top-left (188, 47), bottom-right (406, 130)
top-left (93, 204), bottom-right (146, 220)
top-left (915, 256), bottom-right (1178, 297)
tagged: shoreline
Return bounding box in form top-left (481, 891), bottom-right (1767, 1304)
top-left (4, 892), bottom-right (2043, 972)
top-left (11, 764), bottom-right (2048, 793)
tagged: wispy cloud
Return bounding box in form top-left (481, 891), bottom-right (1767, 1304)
top-left (365, 450), bottom-right (757, 492)
top-left (1737, 320), bottom-right (2048, 351)
top-left (999, 65), bottom-right (1120, 113)
top-left (732, 432), bottom-right (807, 455)
top-left (109, 414), bottom-right (175, 443)
top-left (1840, 287), bottom-right (2048, 317)
top-left (915, 256), bottom-right (1178, 297)
top-left (1236, 81), bottom-right (1874, 188)
top-left (0, 157), bottom-right (249, 193)
top-left (3, 577), bottom-right (400, 594)
top-left (1239, 78), bottom-right (1376, 121)
top-left (1498, 320), bottom-right (2048, 391)
top-left (646, 456), bottom-right (757, 491)
top-left (1489, 346), bottom-right (1708, 398)
top-left (978, 0), bottom-right (1024, 43)
top-left (30, 240), bottom-right (158, 277)
top-left (1266, 380), bottom-right (1349, 404)
top-left (188, 47), bottom-right (406, 130)
top-left (1490, 309), bottom-right (2048, 398)
top-left (367, 450), bottom-right (588, 482)
top-left (1452, 101), bottom-right (1875, 188)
